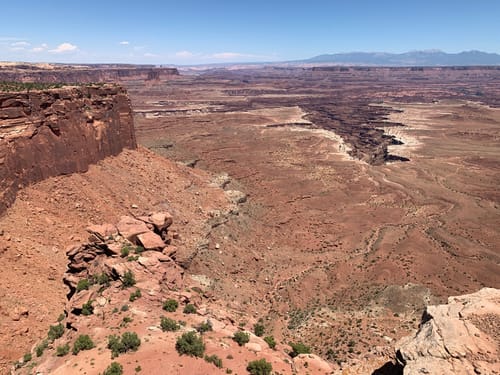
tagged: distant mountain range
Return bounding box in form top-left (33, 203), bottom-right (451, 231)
top-left (302, 50), bottom-right (500, 66)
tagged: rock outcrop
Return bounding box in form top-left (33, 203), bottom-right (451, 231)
top-left (0, 85), bottom-right (136, 214)
top-left (0, 64), bottom-right (179, 83)
top-left (396, 288), bottom-right (500, 375)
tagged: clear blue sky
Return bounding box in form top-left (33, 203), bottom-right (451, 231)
top-left (1, 0), bottom-right (499, 64)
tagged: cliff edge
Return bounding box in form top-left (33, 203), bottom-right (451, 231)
top-left (0, 85), bottom-right (136, 215)
top-left (396, 288), bottom-right (500, 374)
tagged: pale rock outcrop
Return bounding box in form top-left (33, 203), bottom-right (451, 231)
top-left (396, 287), bottom-right (500, 375)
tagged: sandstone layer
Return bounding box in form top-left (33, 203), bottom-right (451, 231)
top-left (0, 85), bottom-right (136, 214)
top-left (396, 288), bottom-right (500, 375)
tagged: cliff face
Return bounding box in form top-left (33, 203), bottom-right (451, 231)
top-left (0, 65), bottom-right (179, 83)
top-left (396, 288), bottom-right (500, 375)
top-left (0, 85), bottom-right (136, 214)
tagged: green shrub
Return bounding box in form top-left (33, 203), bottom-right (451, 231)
top-left (121, 270), bottom-right (136, 288)
top-left (204, 354), bottom-right (223, 368)
top-left (196, 320), bottom-right (213, 334)
top-left (289, 342), bottom-right (311, 358)
top-left (72, 335), bottom-right (95, 355)
top-left (232, 331), bottom-right (250, 346)
top-left (35, 340), bottom-right (48, 357)
top-left (121, 316), bottom-right (133, 326)
top-left (23, 353), bottom-right (32, 363)
top-left (47, 323), bottom-right (64, 342)
top-left (121, 246), bottom-right (131, 258)
top-left (247, 359), bottom-right (272, 375)
top-left (160, 317), bottom-right (179, 332)
top-left (175, 331), bottom-right (205, 357)
top-left (121, 304), bottom-right (129, 312)
top-left (183, 304), bottom-right (197, 314)
top-left (263, 336), bottom-right (276, 350)
top-left (129, 289), bottom-right (142, 302)
top-left (103, 362), bottom-right (123, 375)
top-left (57, 313), bottom-right (66, 322)
top-left (253, 323), bottom-right (265, 337)
top-left (92, 272), bottom-right (110, 286)
top-left (162, 299), bottom-right (178, 312)
top-left (76, 279), bottom-right (90, 292)
top-left (107, 332), bottom-right (141, 358)
top-left (56, 343), bottom-right (70, 356)
top-left (81, 300), bottom-right (94, 316)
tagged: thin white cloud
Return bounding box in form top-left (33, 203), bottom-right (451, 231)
top-left (11, 41), bottom-right (30, 47)
top-left (175, 50), bottom-right (195, 58)
top-left (211, 52), bottom-right (251, 59)
top-left (32, 43), bottom-right (48, 52)
top-left (144, 52), bottom-right (158, 57)
top-left (49, 42), bottom-right (78, 53)
top-left (119, 41), bottom-right (130, 45)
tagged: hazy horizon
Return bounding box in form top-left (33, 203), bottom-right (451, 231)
top-left (1, 0), bottom-right (499, 64)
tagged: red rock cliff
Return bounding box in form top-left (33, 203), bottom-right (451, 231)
top-left (0, 85), bottom-right (136, 214)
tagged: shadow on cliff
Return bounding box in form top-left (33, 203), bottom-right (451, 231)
top-left (372, 361), bottom-right (403, 375)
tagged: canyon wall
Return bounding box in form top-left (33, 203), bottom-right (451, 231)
top-left (0, 85), bottom-right (136, 214)
top-left (0, 65), bottom-right (179, 83)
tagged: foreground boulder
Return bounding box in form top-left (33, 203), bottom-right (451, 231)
top-left (396, 288), bottom-right (500, 375)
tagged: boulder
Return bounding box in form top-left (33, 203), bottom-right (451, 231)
top-left (396, 288), bottom-right (500, 375)
top-left (116, 216), bottom-right (149, 242)
top-left (137, 231), bottom-right (165, 250)
top-left (86, 223), bottom-right (118, 240)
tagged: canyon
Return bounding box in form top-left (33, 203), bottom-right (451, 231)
top-left (0, 65), bottom-right (499, 374)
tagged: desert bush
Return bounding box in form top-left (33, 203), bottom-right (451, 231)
top-left (289, 342), bottom-right (311, 358)
top-left (47, 323), bottom-right (64, 342)
top-left (175, 331), bottom-right (205, 357)
top-left (35, 339), bottom-right (48, 357)
top-left (120, 246), bottom-right (131, 258)
top-left (107, 332), bottom-right (141, 358)
top-left (195, 320), bottom-right (213, 334)
top-left (232, 331), bottom-right (250, 346)
top-left (76, 279), bottom-right (90, 292)
top-left (253, 322), bottom-right (265, 337)
top-left (183, 304), bottom-right (197, 314)
top-left (247, 358), bottom-right (272, 375)
top-left (23, 353), bottom-right (32, 363)
top-left (129, 289), bottom-right (142, 302)
top-left (160, 316), bottom-right (179, 332)
top-left (72, 335), bottom-right (95, 355)
top-left (162, 299), bottom-right (178, 312)
top-left (56, 343), bottom-right (70, 356)
top-left (103, 362), bottom-right (123, 375)
top-left (204, 354), bottom-right (223, 368)
top-left (81, 300), bottom-right (94, 316)
top-left (121, 270), bottom-right (136, 288)
top-left (263, 336), bottom-right (276, 349)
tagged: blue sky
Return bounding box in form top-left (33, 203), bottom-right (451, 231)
top-left (1, 0), bottom-right (499, 64)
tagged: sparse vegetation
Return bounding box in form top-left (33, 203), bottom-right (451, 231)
top-left (47, 323), bottom-right (64, 342)
top-left (232, 331), bottom-right (250, 346)
top-left (196, 320), bottom-right (213, 334)
top-left (175, 331), bottom-right (205, 357)
top-left (129, 289), bottom-right (142, 302)
top-left (56, 343), bottom-right (70, 356)
top-left (35, 340), bottom-right (48, 357)
top-left (23, 353), bottom-right (32, 363)
top-left (81, 300), bottom-right (94, 316)
top-left (289, 342), bottom-right (311, 358)
top-left (121, 245), bottom-right (131, 258)
top-left (263, 336), bottom-right (276, 349)
top-left (121, 304), bottom-right (129, 312)
top-left (0, 81), bottom-right (65, 92)
top-left (121, 270), bottom-right (136, 288)
top-left (72, 335), bottom-right (95, 355)
top-left (76, 278), bottom-right (90, 292)
top-left (204, 354), bottom-right (223, 368)
top-left (107, 332), bottom-right (141, 358)
top-left (183, 304), bottom-right (197, 314)
top-left (253, 322), bottom-right (265, 337)
top-left (247, 358), bottom-right (272, 375)
top-left (103, 362), bottom-right (123, 375)
top-left (162, 299), bottom-right (178, 312)
top-left (160, 316), bottom-right (179, 332)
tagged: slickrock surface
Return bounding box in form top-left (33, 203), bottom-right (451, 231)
top-left (0, 85), bottom-right (136, 214)
top-left (396, 288), bottom-right (500, 375)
